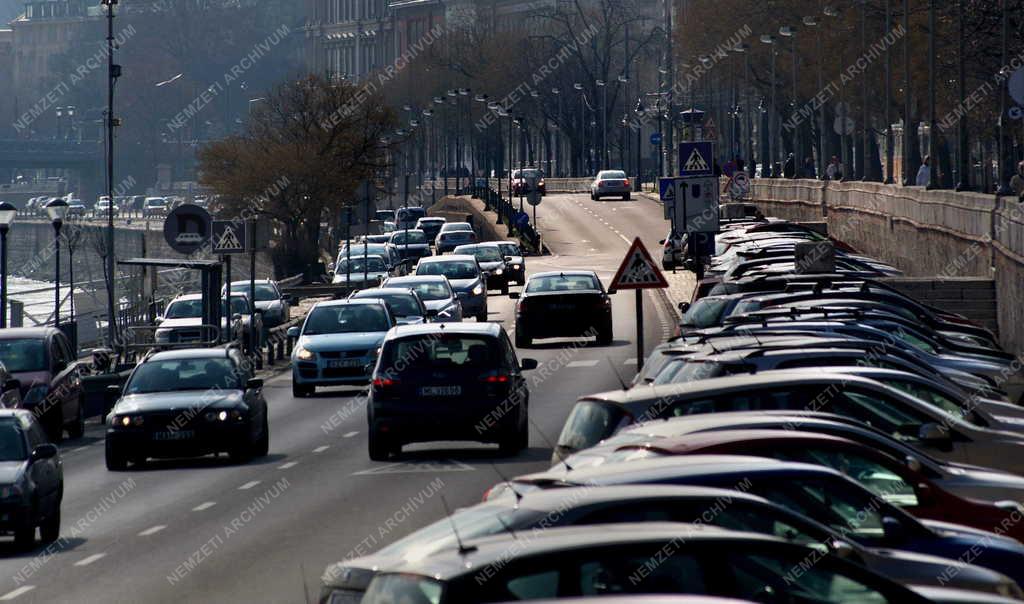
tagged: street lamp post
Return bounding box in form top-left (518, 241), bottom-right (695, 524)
top-left (45, 199), bottom-right (69, 328)
top-left (883, 0), bottom-right (895, 184)
top-left (551, 88), bottom-right (562, 177)
top-left (596, 80), bottom-right (607, 169)
top-left (997, 0), bottom-right (1012, 195)
top-left (634, 99), bottom-right (644, 191)
top-left (902, 0), bottom-right (912, 185)
top-left (102, 0), bottom-right (119, 349)
top-left (0, 202), bottom-right (16, 328)
top-left (955, 0), bottom-right (970, 191)
top-left (574, 83), bottom-right (587, 175)
top-left (761, 34), bottom-right (777, 177)
top-left (779, 26), bottom-right (799, 178)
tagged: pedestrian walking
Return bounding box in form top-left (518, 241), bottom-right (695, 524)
top-left (802, 157), bottom-right (816, 179)
top-left (825, 156), bottom-right (842, 180)
top-left (916, 155), bottom-right (931, 187)
top-left (1011, 161), bottom-right (1024, 201)
top-left (783, 153), bottom-right (795, 179)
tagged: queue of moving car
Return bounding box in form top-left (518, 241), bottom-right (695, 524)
top-left (316, 207), bottom-right (1024, 604)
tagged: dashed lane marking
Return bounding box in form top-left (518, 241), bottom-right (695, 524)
top-left (566, 360), bottom-right (600, 368)
top-left (353, 459), bottom-right (475, 476)
top-left (74, 553), bottom-right (106, 566)
top-left (624, 358), bottom-right (638, 366)
top-left (0, 586), bottom-right (34, 600)
top-left (313, 445), bottom-right (330, 453)
top-left (238, 481), bottom-right (260, 490)
top-left (192, 501), bottom-right (216, 511)
top-left (343, 431), bottom-right (359, 438)
top-left (278, 462), bottom-right (298, 470)
top-left (138, 525), bottom-right (166, 537)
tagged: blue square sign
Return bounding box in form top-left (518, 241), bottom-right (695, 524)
top-left (678, 142), bottom-right (714, 177)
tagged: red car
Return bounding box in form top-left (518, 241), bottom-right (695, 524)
top-left (509, 168), bottom-right (546, 196)
top-left (618, 429), bottom-right (1024, 544)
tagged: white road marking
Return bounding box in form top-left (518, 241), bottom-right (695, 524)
top-left (74, 553), bottom-right (106, 566)
top-left (313, 445), bottom-right (330, 453)
top-left (0, 586), bottom-right (34, 600)
top-left (624, 358), bottom-right (638, 365)
top-left (138, 525), bottom-right (166, 537)
top-left (238, 481), bottom-right (261, 490)
top-left (192, 501), bottom-right (216, 511)
top-left (278, 461), bottom-right (298, 470)
top-left (70, 446), bottom-right (89, 453)
top-left (343, 431), bottom-right (359, 438)
top-left (566, 360), bottom-right (600, 368)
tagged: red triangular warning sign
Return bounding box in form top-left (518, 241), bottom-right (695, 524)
top-left (610, 238), bottom-right (669, 290)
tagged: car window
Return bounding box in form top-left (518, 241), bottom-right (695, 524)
top-left (681, 298), bottom-right (728, 328)
top-left (713, 502), bottom-right (827, 548)
top-left (754, 477), bottom-right (890, 541)
top-left (336, 256), bottom-right (388, 274)
top-left (881, 379), bottom-right (975, 425)
top-left (382, 335), bottom-right (498, 370)
top-left (598, 171), bottom-right (627, 179)
top-left (463, 246), bottom-right (502, 262)
top-left (391, 230), bottom-right (428, 245)
top-left (303, 305), bottom-right (390, 335)
top-left (416, 261), bottom-right (478, 280)
top-left (126, 358), bottom-right (241, 393)
top-left (368, 294), bottom-right (420, 317)
top-left (501, 333), bottom-right (518, 369)
top-left (498, 243), bottom-right (521, 256)
top-left (526, 274), bottom-right (600, 292)
top-left (578, 549), bottom-right (706, 596)
top-left (165, 299), bottom-right (203, 319)
top-left (230, 283), bottom-right (278, 301)
top-left (0, 338), bottom-right (48, 372)
top-left (390, 281), bottom-right (452, 301)
top-left (0, 419), bottom-right (28, 461)
top-left (50, 340), bottom-right (65, 368)
top-left (781, 446), bottom-right (919, 507)
top-left (652, 360), bottom-right (725, 385)
top-left (556, 401), bottom-right (629, 453)
top-left (25, 419), bottom-right (47, 449)
top-left (838, 389), bottom-right (931, 434)
top-left (728, 552), bottom-right (890, 603)
top-left (362, 574), bottom-right (442, 604)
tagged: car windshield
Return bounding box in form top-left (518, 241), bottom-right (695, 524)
top-left (397, 208), bottom-right (425, 221)
top-left (0, 339), bottom-right (47, 373)
top-left (526, 274), bottom-right (600, 292)
top-left (653, 360), bottom-right (726, 385)
top-left (417, 261), bottom-right (478, 280)
top-left (391, 231), bottom-right (427, 245)
top-left (230, 283), bottom-right (278, 301)
top-left (0, 419), bottom-right (27, 462)
top-left (395, 281), bottom-right (452, 301)
top-left (126, 357), bottom-right (240, 393)
top-left (383, 335), bottom-right (498, 371)
top-left (599, 170), bottom-right (626, 179)
top-left (303, 305), bottom-right (389, 335)
top-left (336, 257), bottom-right (387, 273)
top-left (498, 243), bottom-right (521, 256)
top-left (341, 244), bottom-right (388, 258)
top-left (221, 297), bottom-right (250, 315)
top-left (682, 298), bottom-right (730, 328)
top-left (375, 210), bottom-right (395, 221)
top-left (377, 503), bottom-right (528, 561)
top-left (462, 246), bottom-right (502, 262)
top-left (442, 223), bottom-right (472, 232)
top-left (363, 575), bottom-right (442, 604)
top-left (165, 299), bottom-right (203, 319)
top-left (360, 294), bottom-right (421, 316)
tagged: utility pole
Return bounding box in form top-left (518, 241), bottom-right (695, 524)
top-left (955, 0), bottom-right (970, 190)
top-left (901, 0), bottom-right (911, 185)
top-left (103, 0), bottom-right (119, 349)
top-left (884, 0), bottom-right (894, 183)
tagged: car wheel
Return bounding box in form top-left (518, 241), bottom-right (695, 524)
top-left (254, 416), bottom-right (270, 457)
top-left (292, 382), bottom-right (314, 398)
top-left (501, 282), bottom-right (509, 296)
top-left (498, 420), bottom-right (522, 456)
top-left (597, 321), bottom-right (613, 346)
top-left (13, 526), bottom-right (34, 550)
top-left (622, 194), bottom-right (631, 201)
top-left (105, 441), bottom-right (128, 471)
top-left (515, 327), bottom-right (531, 348)
top-left (44, 410), bottom-right (63, 444)
top-left (67, 399), bottom-right (85, 440)
top-left (40, 507), bottom-right (59, 544)
top-left (229, 440), bottom-right (253, 464)
top-left (368, 426), bottom-right (392, 461)
top-left (516, 406), bottom-right (529, 450)
top-left (476, 312), bottom-right (488, 322)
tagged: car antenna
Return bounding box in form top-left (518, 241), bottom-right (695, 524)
top-left (489, 462), bottom-right (525, 507)
top-left (606, 357), bottom-right (629, 390)
top-left (439, 494), bottom-right (477, 555)
top-left (529, 418), bottom-right (574, 473)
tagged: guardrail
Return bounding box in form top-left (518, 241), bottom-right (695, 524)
top-left (473, 185), bottom-right (543, 253)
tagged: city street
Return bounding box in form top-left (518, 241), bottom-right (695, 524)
top-left (0, 193), bottom-right (675, 603)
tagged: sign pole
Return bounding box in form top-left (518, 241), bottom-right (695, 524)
top-left (224, 254), bottom-right (231, 345)
top-left (249, 222), bottom-right (257, 358)
top-left (635, 289), bottom-right (644, 372)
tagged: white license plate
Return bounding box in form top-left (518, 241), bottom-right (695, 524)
top-left (328, 359), bottom-right (363, 368)
top-left (152, 430), bottom-right (195, 441)
top-left (420, 386), bottom-right (462, 397)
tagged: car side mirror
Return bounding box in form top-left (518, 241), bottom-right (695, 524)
top-left (246, 378), bottom-right (263, 390)
top-left (881, 516), bottom-right (907, 544)
top-left (30, 443), bottom-right (58, 461)
top-left (509, 292), bottom-right (521, 300)
top-left (678, 302), bottom-right (691, 314)
top-left (905, 455), bottom-right (922, 473)
top-left (608, 288), bottom-right (617, 295)
top-left (828, 539), bottom-right (856, 560)
top-left (521, 358), bottom-right (539, 371)
top-left (281, 293), bottom-right (293, 304)
top-left (154, 316), bottom-right (164, 325)
top-left (504, 256), bottom-right (514, 262)
top-left (2, 378), bottom-right (19, 393)
top-left (918, 422), bottom-right (951, 448)
top-left (106, 384), bottom-right (122, 395)
top-left (287, 326), bottom-right (300, 338)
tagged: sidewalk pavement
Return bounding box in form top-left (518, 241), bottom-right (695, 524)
top-left (638, 191), bottom-right (696, 322)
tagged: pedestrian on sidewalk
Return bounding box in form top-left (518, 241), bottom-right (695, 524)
top-left (825, 156), bottom-right (842, 180)
top-left (916, 155), bottom-right (931, 187)
top-left (783, 153), bottom-right (796, 179)
top-left (802, 157), bottom-right (816, 179)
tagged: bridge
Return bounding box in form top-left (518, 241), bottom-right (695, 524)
top-left (0, 139), bottom-right (104, 202)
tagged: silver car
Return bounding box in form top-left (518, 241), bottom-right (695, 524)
top-left (380, 275), bottom-right (462, 322)
top-left (590, 169), bottom-right (631, 200)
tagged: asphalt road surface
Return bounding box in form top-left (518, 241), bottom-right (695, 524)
top-left (0, 192), bottom-right (678, 603)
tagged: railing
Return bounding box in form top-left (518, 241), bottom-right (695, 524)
top-left (474, 185), bottom-right (542, 253)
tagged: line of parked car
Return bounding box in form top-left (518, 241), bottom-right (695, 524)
top-left (319, 209), bottom-right (1024, 603)
top-left (22, 194), bottom-right (207, 220)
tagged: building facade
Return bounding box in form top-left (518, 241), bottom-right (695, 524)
top-left (304, 0), bottom-right (395, 81)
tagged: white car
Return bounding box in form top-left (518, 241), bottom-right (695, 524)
top-left (94, 199), bottom-right (120, 217)
top-left (332, 254), bottom-right (390, 288)
top-left (174, 232), bottom-right (204, 245)
top-left (590, 169), bottom-right (631, 200)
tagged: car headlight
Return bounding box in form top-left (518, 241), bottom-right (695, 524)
top-left (204, 409), bottom-right (244, 422)
top-left (494, 269), bottom-right (504, 276)
top-left (113, 414), bottom-right (144, 427)
top-left (512, 264), bottom-right (521, 270)
top-left (472, 284), bottom-right (484, 296)
top-left (22, 385), bottom-right (48, 406)
top-left (0, 484), bottom-right (23, 500)
top-left (295, 346), bottom-right (315, 361)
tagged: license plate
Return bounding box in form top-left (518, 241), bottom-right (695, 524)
top-left (549, 303), bottom-right (574, 310)
top-left (328, 359), bottom-right (363, 368)
top-left (152, 430), bottom-right (195, 441)
top-left (420, 386), bottom-right (462, 397)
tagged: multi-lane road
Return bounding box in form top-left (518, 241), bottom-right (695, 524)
top-left (0, 192), bottom-right (680, 603)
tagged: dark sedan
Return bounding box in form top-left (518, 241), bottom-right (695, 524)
top-left (0, 411), bottom-right (61, 549)
top-left (105, 348), bottom-right (269, 469)
top-left (511, 270), bottom-right (612, 347)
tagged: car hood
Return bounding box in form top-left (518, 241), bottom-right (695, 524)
top-left (332, 271), bottom-right (388, 285)
top-left (298, 332), bottom-right (386, 352)
top-left (921, 519), bottom-right (1024, 550)
top-left (395, 316), bottom-right (425, 326)
top-left (478, 261), bottom-right (504, 271)
top-left (421, 298), bottom-right (457, 312)
top-left (868, 546), bottom-right (1015, 594)
top-left (158, 318), bottom-right (202, 329)
top-left (0, 462), bottom-right (27, 485)
top-left (114, 390), bottom-right (244, 414)
top-left (449, 278), bottom-right (481, 291)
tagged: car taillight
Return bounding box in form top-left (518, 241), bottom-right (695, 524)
top-left (482, 374), bottom-right (510, 383)
top-left (516, 299), bottom-right (526, 313)
top-left (372, 377), bottom-right (398, 389)
top-left (597, 180), bottom-right (605, 186)
top-left (623, 179), bottom-right (630, 186)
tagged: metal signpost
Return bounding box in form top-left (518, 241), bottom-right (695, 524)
top-left (212, 220), bottom-right (248, 344)
top-left (609, 238), bottom-right (669, 372)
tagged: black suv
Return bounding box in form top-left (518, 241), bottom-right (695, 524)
top-left (105, 348), bottom-right (269, 470)
top-left (367, 323), bottom-right (537, 460)
top-left (0, 410), bottom-right (62, 548)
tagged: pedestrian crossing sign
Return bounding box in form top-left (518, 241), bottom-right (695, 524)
top-left (678, 141), bottom-right (714, 177)
top-left (212, 220), bottom-right (248, 254)
top-left (610, 238), bottom-right (669, 290)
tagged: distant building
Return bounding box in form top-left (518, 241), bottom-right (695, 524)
top-left (10, 1), bottom-right (92, 109)
top-left (303, 0), bottom-right (395, 81)
top-left (0, 28), bottom-right (13, 137)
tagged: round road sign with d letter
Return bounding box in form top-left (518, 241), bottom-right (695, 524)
top-left (527, 191), bottom-right (542, 206)
top-left (163, 204), bottom-right (212, 254)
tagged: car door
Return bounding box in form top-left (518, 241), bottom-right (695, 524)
top-left (500, 332), bottom-right (527, 408)
top-left (24, 417), bottom-right (59, 511)
top-left (49, 335), bottom-right (79, 422)
top-left (232, 352), bottom-right (264, 437)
